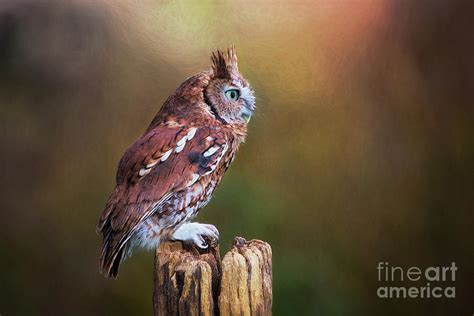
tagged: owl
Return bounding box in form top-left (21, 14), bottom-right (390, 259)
top-left (97, 47), bottom-right (255, 278)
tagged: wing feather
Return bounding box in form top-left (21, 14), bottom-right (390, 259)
top-left (97, 121), bottom-right (229, 277)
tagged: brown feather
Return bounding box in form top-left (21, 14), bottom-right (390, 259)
top-left (97, 46), bottom-right (253, 278)
top-left (211, 45), bottom-right (238, 79)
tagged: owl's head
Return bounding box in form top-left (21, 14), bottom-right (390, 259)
top-left (205, 47), bottom-right (255, 125)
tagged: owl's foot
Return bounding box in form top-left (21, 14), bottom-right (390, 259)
top-left (171, 222), bottom-right (219, 249)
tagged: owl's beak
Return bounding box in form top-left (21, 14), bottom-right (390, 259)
top-left (241, 106), bottom-right (253, 123)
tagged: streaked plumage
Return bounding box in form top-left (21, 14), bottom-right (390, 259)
top-left (97, 47), bottom-right (255, 278)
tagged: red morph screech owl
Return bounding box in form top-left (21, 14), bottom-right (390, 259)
top-left (96, 47), bottom-right (255, 278)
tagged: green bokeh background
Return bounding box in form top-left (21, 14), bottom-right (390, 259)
top-left (1, 0), bottom-right (473, 315)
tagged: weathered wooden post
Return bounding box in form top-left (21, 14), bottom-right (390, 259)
top-left (153, 237), bottom-right (272, 316)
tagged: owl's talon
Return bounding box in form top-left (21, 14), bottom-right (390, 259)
top-left (172, 222), bottom-right (219, 250)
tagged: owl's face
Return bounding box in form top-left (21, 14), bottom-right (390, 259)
top-left (205, 48), bottom-right (255, 125)
top-left (205, 78), bottom-right (255, 125)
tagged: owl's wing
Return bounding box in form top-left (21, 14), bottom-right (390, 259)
top-left (97, 122), bottom-right (229, 277)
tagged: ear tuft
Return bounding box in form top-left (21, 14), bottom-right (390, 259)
top-left (210, 45), bottom-right (238, 79)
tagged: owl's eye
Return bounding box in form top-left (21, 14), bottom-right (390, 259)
top-left (224, 89), bottom-right (240, 101)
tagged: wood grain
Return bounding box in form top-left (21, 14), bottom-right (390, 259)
top-left (153, 237), bottom-right (272, 316)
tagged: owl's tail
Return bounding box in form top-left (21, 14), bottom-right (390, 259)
top-left (97, 205), bottom-right (133, 278)
top-left (98, 224), bottom-right (131, 278)
top-left (99, 238), bottom-right (127, 278)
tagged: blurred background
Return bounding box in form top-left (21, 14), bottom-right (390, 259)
top-left (0, 0), bottom-right (473, 315)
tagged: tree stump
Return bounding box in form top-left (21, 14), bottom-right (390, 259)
top-left (153, 237), bottom-right (272, 316)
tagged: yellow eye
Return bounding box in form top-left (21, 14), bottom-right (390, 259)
top-left (225, 89), bottom-right (240, 101)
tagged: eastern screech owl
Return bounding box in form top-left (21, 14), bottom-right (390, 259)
top-left (97, 47), bottom-right (255, 278)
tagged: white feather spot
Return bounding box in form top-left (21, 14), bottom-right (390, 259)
top-left (221, 143), bottom-right (228, 155)
top-left (161, 149), bottom-right (172, 162)
top-left (175, 134), bottom-right (189, 153)
top-left (146, 160), bottom-right (159, 168)
top-left (139, 168), bottom-right (151, 177)
top-left (187, 173), bottom-right (199, 186)
top-left (187, 127), bottom-right (197, 140)
top-left (204, 146), bottom-right (219, 157)
top-left (175, 142), bottom-right (186, 153)
top-left (177, 136), bottom-right (187, 147)
top-left (206, 136), bottom-right (215, 142)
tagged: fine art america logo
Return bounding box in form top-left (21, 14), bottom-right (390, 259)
top-left (377, 262), bottom-right (457, 299)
